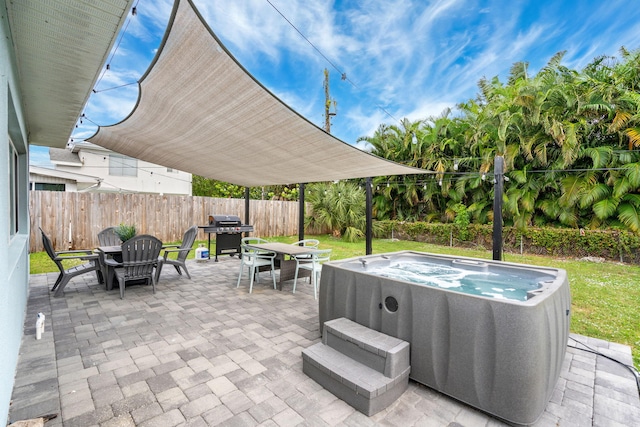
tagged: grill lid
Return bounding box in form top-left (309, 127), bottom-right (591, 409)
top-left (208, 214), bottom-right (242, 226)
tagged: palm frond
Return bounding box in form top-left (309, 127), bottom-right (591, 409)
top-left (617, 202), bottom-right (640, 232)
top-left (593, 197), bottom-right (619, 220)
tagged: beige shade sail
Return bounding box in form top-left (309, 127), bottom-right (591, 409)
top-left (88, 0), bottom-right (426, 188)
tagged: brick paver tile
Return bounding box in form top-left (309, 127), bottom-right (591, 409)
top-left (206, 376), bottom-right (238, 396)
top-left (111, 391), bottom-right (156, 417)
top-left (271, 407), bottom-right (304, 427)
top-left (157, 386), bottom-right (189, 411)
top-left (131, 402), bottom-right (164, 425)
top-left (138, 408), bottom-right (186, 427)
top-left (180, 394), bottom-right (222, 418)
top-left (100, 414), bottom-right (136, 427)
top-left (220, 389), bottom-right (253, 415)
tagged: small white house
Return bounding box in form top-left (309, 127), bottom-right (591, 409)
top-left (29, 165), bottom-right (101, 192)
top-left (45, 141), bottom-right (192, 195)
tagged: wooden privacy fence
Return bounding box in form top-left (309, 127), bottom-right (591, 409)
top-left (30, 191), bottom-right (323, 252)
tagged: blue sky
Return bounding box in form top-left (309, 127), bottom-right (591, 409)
top-left (30, 0), bottom-right (640, 168)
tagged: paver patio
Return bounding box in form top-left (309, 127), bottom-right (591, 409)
top-left (8, 257), bottom-right (640, 426)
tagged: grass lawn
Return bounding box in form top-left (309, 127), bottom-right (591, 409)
top-left (31, 234), bottom-right (640, 369)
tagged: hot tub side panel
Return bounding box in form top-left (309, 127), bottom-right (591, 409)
top-left (318, 262), bottom-right (570, 425)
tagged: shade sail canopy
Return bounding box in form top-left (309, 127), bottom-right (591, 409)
top-left (88, 0), bottom-right (425, 187)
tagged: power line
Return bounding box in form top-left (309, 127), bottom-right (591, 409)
top-left (263, 0), bottom-right (401, 125)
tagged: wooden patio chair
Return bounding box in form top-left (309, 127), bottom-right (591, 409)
top-left (40, 227), bottom-right (99, 297)
top-left (155, 225), bottom-right (198, 283)
top-left (105, 234), bottom-right (163, 299)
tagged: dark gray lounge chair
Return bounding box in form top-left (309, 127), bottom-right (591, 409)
top-left (97, 226), bottom-right (123, 287)
top-left (98, 226), bottom-right (122, 246)
top-left (155, 225), bottom-right (198, 283)
top-left (40, 227), bottom-right (99, 297)
top-left (106, 234), bottom-right (163, 299)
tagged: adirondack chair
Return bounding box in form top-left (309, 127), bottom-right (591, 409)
top-left (96, 226), bottom-right (123, 287)
top-left (105, 234), bottom-right (163, 299)
top-left (98, 226), bottom-right (122, 246)
top-left (40, 227), bottom-right (99, 297)
top-left (155, 226), bottom-right (198, 282)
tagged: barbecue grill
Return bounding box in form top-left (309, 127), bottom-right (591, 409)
top-left (199, 214), bottom-right (253, 261)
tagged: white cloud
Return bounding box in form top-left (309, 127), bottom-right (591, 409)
top-left (29, 146), bottom-right (53, 168)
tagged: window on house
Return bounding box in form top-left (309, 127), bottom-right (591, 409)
top-left (9, 137), bottom-right (18, 236)
top-left (109, 154), bottom-right (137, 176)
top-left (34, 183), bottom-right (65, 191)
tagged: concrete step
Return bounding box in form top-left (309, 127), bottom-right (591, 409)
top-left (302, 317), bottom-right (411, 416)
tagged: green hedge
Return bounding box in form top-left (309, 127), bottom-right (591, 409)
top-left (375, 220), bottom-right (640, 263)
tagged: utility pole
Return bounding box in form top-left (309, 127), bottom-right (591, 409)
top-left (323, 68), bottom-right (336, 133)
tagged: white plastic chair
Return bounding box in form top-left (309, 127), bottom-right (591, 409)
top-left (290, 239), bottom-right (319, 260)
top-left (291, 239), bottom-right (319, 248)
top-left (236, 238), bottom-right (277, 293)
top-left (241, 236), bottom-right (270, 248)
top-left (292, 249), bottom-right (332, 299)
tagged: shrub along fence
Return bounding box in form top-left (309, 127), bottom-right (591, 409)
top-left (376, 220), bottom-right (640, 264)
top-left (30, 191), bottom-right (325, 252)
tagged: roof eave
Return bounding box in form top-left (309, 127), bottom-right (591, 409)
top-left (6, 0), bottom-right (136, 148)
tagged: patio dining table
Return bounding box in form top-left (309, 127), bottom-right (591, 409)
top-left (244, 242), bottom-right (315, 289)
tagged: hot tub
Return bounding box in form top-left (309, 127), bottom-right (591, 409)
top-left (318, 251), bottom-right (571, 425)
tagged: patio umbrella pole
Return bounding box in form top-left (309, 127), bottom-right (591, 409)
top-left (492, 156), bottom-right (504, 261)
top-left (245, 187), bottom-right (250, 237)
top-left (366, 177), bottom-right (372, 255)
top-left (298, 183), bottom-right (305, 243)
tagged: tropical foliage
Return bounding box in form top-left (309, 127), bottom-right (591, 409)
top-left (192, 175), bottom-right (298, 200)
top-left (361, 47), bottom-right (640, 232)
top-left (304, 181), bottom-right (369, 242)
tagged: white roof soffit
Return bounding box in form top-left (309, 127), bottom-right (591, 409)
top-left (30, 165), bottom-right (100, 184)
top-left (88, 0), bottom-right (426, 187)
top-left (6, 0), bottom-right (135, 148)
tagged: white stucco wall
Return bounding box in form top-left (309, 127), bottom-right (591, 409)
top-left (0, 12), bottom-right (31, 427)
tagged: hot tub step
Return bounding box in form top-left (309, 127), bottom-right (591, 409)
top-left (302, 317), bottom-right (411, 416)
top-left (302, 342), bottom-right (410, 416)
top-left (323, 317), bottom-right (410, 378)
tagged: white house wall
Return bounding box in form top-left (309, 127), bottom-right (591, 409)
top-left (58, 148), bottom-right (192, 195)
top-left (0, 11), bottom-right (31, 427)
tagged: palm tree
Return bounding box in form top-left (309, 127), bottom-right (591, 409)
top-left (354, 46), bottom-right (640, 233)
top-left (305, 181), bottom-right (368, 242)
